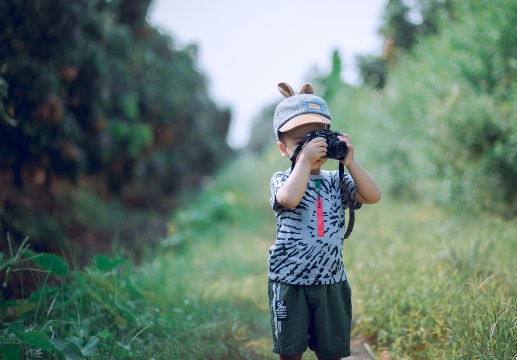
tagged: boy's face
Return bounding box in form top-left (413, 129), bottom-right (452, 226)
top-left (277, 123), bottom-right (328, 170)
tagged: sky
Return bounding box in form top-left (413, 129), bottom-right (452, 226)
top-left (148, 1), bottom-right (387, 148)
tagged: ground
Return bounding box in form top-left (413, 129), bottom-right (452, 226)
top-left (348, 338), bottom-right (374, 360)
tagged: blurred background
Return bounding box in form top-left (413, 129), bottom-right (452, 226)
top-left (149, 0), bottom-right (386, 148)
top-left (1, 0), bottom-right (516, 358)
top-left (2, 0), bottom-right (515, 257)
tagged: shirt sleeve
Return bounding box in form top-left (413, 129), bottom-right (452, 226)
top-left (270, 171), bottom-right (289, 211)
top-left (340, 172), bottom-right (363, 211)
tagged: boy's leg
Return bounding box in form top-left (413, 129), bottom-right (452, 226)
top-left (280, 355), bottom-right (303, 360)
top-left (315, 356), bottom-right (341, 360)
top-left (315, 354), bottom-right (341, 360)
top-left (268, 279), bottom-right (311, 357)
top-left (307, 281), bottom-right (353, 359)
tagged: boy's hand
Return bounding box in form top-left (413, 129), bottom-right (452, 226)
top-left (298, 137), bottom-right (327, 164)
top-left (337, 133), bottom-right (382, 204)
top-left (338, 134), bottom-right (355, 167)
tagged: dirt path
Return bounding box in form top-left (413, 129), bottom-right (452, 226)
top-left (348, 339), bottom-right (393, 360)
top-left (347, 338), bottom-right (374, 360)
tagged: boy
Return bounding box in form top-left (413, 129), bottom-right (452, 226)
top-left (269, 82), bottom-right (381, 360)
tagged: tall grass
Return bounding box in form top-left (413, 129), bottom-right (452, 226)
top-left (131, 151), bottom-right (517, 359)
top-left (347, 198), bottom-right (516, 359)
top-left (1, 151), bottom-right (516, 359)
top-left (141, 151), bottom-right (517, 359)
top-left (2, 82), bottom-right (517, 358)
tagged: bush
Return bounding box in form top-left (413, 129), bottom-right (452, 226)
top-left (378, 0), bottom-right (517, 215)
top-left (0, 0), bottom-right (234, 251)
top-left (1, 238), bottom-right (157, 359)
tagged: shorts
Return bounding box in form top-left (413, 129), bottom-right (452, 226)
top-left (268, 279), bottom-right (352, 358)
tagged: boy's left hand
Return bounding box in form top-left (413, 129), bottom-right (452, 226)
top-left (337, 133), bottom-right (382, 204)
top-left (338, 134), bottom-right (354, 167)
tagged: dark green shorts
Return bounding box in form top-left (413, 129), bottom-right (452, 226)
top-left (268, 279), bottom-right (352, 358)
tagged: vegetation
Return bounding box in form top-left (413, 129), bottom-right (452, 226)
top-left (357, 0), bottom-right (452, 89)
top-left (1, 0), bottom-right (517, 358)
top-left (251, 0), bottom-right (517, 217)
top-left (1, 153), bottom-right (515, 359)
top-left (372, 0), bottom-right (517, 216)
top-left (0, 0), bottom-right (233, 254)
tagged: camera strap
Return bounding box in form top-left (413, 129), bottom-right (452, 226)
top-left (289, 139), bottom-right (355, 240)
top-left (289, 134), bottom-right (312, 171)
top-left (340, 162), bottom-right (355, 240)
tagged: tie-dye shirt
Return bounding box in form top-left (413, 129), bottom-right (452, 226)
top-left (269, 169), bottom-right (361, 285)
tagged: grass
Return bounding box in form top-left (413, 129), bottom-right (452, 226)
top-left (1, 151), bottom-right (516, 359)
top-left (348, 199), bottom-right (517, 359)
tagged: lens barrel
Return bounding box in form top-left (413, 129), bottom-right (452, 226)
top-left (327, 138), bottom-right (348, 160)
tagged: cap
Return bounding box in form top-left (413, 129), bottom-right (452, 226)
top-left (273, 83), bottom-right (332, 140)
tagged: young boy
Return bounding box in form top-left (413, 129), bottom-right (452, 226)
top-left (269, 82), bottom-right (381, 360)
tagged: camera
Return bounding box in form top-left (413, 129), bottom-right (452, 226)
top-left (306, 129), bottom-right (348, 160)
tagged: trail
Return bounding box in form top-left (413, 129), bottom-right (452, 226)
top-left (347, 338), bottom-right (375, 360)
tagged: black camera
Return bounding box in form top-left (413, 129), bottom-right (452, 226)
top-left (306, 129), bottom-right (348, 160)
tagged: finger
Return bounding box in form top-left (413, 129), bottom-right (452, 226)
top-left (311, 137), bottom-right (327, 145)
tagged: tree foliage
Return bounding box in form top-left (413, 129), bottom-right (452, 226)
top-left (0, 0), bottom-right (233, 249)
top-left (358, 0), bottom-right (451, 88)
top-left (380, 0), bottom-right (451, 51)
top-left (379, 0), bottom-right (517, 215)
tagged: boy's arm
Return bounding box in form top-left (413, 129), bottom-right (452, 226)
top-left (339, 134), bottom-right (381, 204)
top-left (346, 161), bottom-right (381, 204)
top-left (275, 159), bottom-right (312, 208)
top-left (276, 137), bottom-right (327, 208)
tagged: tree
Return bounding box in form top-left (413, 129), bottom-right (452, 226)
top-left (379, 0), bottom-right (517, 215)
top-left (0, 0), bottom-right (233, 249)
top-left (357, 0), bottom-right (452, 88)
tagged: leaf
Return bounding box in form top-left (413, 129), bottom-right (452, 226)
top-left (121, 94), bottom-right (139, 119)
top-left (92, 255), bottom-right (125, 271)
top-left (50, 338), bottom-right (85, 360)
top-left (6, 324), bottom-right (54, 351)
top-left (56, 335), bottom-right (98, 357)
top-left (28, 286), bottom-right (60, 301)
top-left (0, 344), bottom-right (22, 360)
top-left (0, 299), bottom-right (37, 316)
top-left (23, 250), bottom-right (69, 277)
top-left (66, 335), bottom-right (82, 348)
top-left (81, 336), bottom-right (99, 356)
top-left (22, 332), bottom-right (54, 351)
top-left (5, 323), bottom-right (23, 337)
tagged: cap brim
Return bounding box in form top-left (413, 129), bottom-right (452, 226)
top-left (278, 113), bottom-right (331, 133)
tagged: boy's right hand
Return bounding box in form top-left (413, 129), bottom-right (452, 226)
top-left (298, 137), bottom-right (328, 165)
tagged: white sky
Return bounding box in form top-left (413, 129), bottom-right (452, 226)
top-left (148, 1), bottom-right (386, 148)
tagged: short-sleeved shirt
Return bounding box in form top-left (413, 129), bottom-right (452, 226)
top-left (269, 169), bottom-right (361, 285)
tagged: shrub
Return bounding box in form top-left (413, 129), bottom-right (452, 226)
top-left (379, 0), bottom-right (517, 215)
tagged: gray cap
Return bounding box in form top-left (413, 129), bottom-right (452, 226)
top-left (273, 85), bottom-right (332, 140)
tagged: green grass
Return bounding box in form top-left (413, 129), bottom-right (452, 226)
top-left (1, 152), bottom-right (516, 359)
top-left (347, 199), bottom-right (517, 359)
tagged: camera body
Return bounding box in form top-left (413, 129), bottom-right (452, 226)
top-left (306, 129), bottom-right (348, 160)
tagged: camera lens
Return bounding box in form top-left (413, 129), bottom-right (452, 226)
top-left (327, 139), bottom-right (348, 160)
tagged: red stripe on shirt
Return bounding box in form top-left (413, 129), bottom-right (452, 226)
top-left (316, 197), bottom-right (324, 237)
